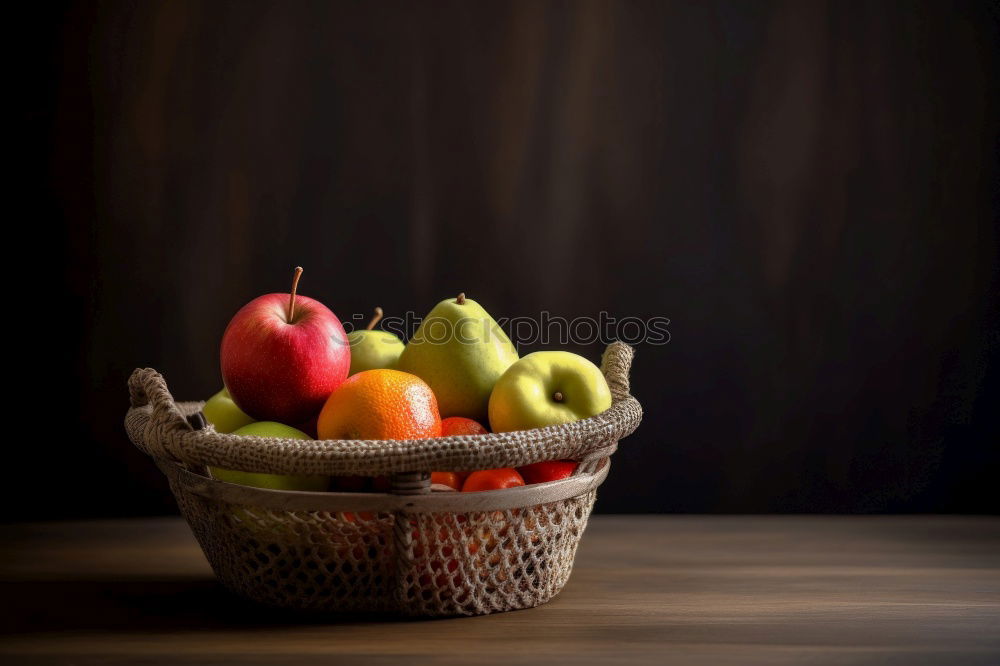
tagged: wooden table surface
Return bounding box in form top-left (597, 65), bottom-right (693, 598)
top-left (2, 516), bottom-right (998, 665)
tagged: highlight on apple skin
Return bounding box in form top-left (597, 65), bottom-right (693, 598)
top-left (488, 351), bottom-right (612, 433)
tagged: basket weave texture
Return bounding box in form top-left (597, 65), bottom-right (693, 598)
top-left (125, 342), bottom-right (641, 616)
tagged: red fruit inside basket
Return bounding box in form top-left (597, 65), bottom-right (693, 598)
top-left (341, 510), bottom-right (375, 523)
top-left (431, 472), bottom-right (462, 490)
top-left (517, 460), bottom-right (578, 485)
top-left (411, 529), bottom-right (477, 602)
top-left (419, 556), bottom-right (463, 591)
top-left (461, 468), bottom-right (525, 492)
top-left (440, 417), bottom-right (489, 436)
top-left (221, 267), bottom-right (351, 424)
top-left (434, 417), bottom-right (485, 487)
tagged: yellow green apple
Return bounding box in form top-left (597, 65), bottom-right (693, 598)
top-left (347, 307), bottom-right (405, 375)
top-left (210, 422), bottom-right (329, 491)
top-left (202, 387), bottom-right (255, 434)
top-left (488, 351), bottom-right (612, 432)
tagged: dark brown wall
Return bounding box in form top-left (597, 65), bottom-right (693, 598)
top-left (14, 0), bottom-right (999, 519)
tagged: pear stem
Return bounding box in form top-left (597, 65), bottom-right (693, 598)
top-left (553, 391), bottom-right (564, 402)
top-left (366, 307), bottom-right (384, 330)
top-left (456, 292), bottom-right (466, 304)
top-left (287, 266), bottom-right (303, 322)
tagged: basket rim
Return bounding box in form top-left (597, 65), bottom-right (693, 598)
top-left (125, 342), bottom-right (642, 476)
top-left (159, 455), bottom-right (611, 511)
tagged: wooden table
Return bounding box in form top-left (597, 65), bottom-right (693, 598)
top-left (2, 516), bottom-right (998, 664)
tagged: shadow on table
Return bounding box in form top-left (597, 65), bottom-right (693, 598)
top-left (0, 578), bottom-right (400, 633)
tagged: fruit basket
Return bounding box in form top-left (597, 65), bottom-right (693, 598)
top-left (125, 342), bottom-right (641, 617)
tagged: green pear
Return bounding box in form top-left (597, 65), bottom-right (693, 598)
top-left (347, 307), bottom-right (405, 375)
top-left (203, 388), bottom-right (255, 434)
top-left (210, 422), bottom-right (329, 491)
top-left (397, 293), bottom-right (518, 421)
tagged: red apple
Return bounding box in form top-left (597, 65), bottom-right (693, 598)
top-left (517, 460), bottom-right (578, 485)
top-left (461, 468), bottom-right (525, 492)
top-left (221, 267), bottom-right (350, 424)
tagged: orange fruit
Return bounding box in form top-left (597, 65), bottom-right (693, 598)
top-left (440, 417), bottom-right (489, 436)
top-left (431, 471), bottom-right (463, 490)
top-left (433, 418), bottom-right (486, 488)
top-left (461, 468), bottom-right (525, 492)
top-left (318, 369), bottom-right (442, 440)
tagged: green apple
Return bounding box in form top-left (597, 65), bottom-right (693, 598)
top-left (397, 293), bottom-right (518, 421)
top-left (488, 351), bottom-right (612, 432)
top-left (347, 308), bottom-right (405, 375)
top-left (210, 422), bottom-right (329, 491)
top-left (202, 388), bottom-right (255, 434)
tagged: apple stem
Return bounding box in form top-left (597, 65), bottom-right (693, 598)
top-left (367, 307), bottom-right (384, 330)
top-left (553, 391), bottom-right (564, 402)
top-left (456, 292), bottom-right (466, 304)
top-left (287, 266), bottom-right (303, 323)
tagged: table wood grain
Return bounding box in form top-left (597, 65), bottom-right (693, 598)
top-left (1, 516), bottom-right (998, 665)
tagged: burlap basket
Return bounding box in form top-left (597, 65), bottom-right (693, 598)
top-left (124, 342), bottom-right (641, 617)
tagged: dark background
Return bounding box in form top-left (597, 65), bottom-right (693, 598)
top-left (13, 0), bottom-right (998, 520)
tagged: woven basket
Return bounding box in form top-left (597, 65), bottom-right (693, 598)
top-left (124, 342), bottom-right (642, 616)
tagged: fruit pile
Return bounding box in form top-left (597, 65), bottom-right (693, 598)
top-left (203, 267), bottom-right (613, 493)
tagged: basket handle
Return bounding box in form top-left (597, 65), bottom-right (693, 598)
top-left (600, 341), bottom-right (635, 401)
top-left (127, 367), bottom-right (194, 460)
